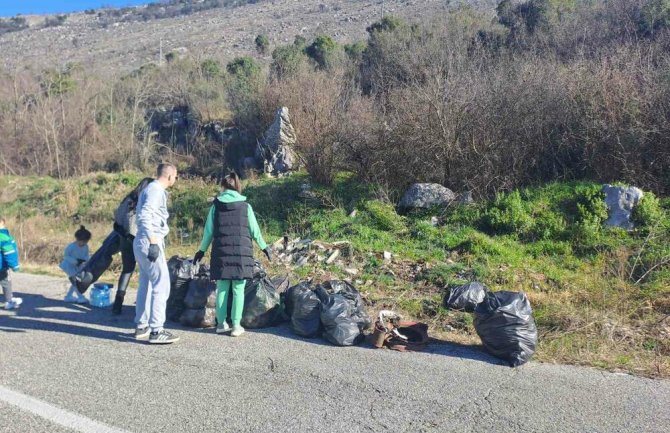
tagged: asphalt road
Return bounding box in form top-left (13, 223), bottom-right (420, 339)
top-left (1, 273), bottom-right (668, 433)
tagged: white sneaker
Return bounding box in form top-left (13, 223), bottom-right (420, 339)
top-left (4, 297), bottom-right (22, 310)
top-left (64, 295), bottom-right (79, 303)
top-left (216, 322), bottom-right (231, 334)
top-left (231, 325), bottom-right (245, 337)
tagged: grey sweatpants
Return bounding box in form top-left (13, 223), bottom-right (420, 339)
top-left (133, 237), bottom-right (170, 332)
top-left (0, 269), bottom-right (12, 303)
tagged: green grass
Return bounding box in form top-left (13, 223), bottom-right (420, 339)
top-left (1, 172), bottom-right (669, 377)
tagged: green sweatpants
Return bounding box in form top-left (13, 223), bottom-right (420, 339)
top-left (216, 279), bottom-right (246, 327)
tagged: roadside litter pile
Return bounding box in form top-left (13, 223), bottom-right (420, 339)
top-left (166, 256), bottom-right (537, 365)
top-left (444, 282), bottom-right (538, 366)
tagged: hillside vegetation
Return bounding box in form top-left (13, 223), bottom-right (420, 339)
top-left (0, 173), bottom-right (668, 377)
top-left (1, 0), bottom-right (669, 198)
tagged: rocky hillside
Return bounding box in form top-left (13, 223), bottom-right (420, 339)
top-left (0, 0), bottom-right (488, 73)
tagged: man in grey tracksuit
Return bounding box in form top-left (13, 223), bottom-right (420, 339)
top-left (134, 163), bottom-right (179, 344)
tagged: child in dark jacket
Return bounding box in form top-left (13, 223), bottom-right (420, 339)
top-left (0, 216), bottom-right (22, 310)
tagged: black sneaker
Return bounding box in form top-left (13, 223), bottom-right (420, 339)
top-left (149, 330), bottom-right (179, 344)
top-left (111, 293), bottom-right (124, 315)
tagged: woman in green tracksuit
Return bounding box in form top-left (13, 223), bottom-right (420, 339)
top-left (194, 172), bottom-right (271, 337)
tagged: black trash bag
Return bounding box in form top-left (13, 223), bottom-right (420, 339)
top-left (284, 282), bottom-right (313, 319)
top-left (319, 280), bottom-right (372, 331)
top-left (445, 282), bottom-right (489, 312)
top-left (241, 262), bottom-right (284, 328)
top-left (166, 256), bottom-right (197, 321)
top-left (183, 276), bottom-right (217, 309)
top-left (180, 307), bottom-right (216, 328)
top-left (316, 286), bottom-right (366, 346)
top-left (75, 231), bottom-right (121, 293)
top-left (289, 285), bottom-right (322, 338)
top-left (474, 291), bottom-right (538, 367)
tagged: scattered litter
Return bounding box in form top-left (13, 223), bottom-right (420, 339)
top-left (326, 250), bottom-right (340, 265)
top-left (372, 310), bottom-right (429, 352)
top-left (272, 237), bottom-right (352, 268)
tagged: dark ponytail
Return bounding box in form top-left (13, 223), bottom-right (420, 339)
top-left (75, 225), bottom-right (92, 242)
top-left (221, 171), bottom-right (242, 194)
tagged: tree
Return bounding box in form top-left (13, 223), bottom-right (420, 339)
top-left (639, 0), bottom-right (670, 36)
top-left (271, 44), bottom-right (308, 79)
top-left (200, 59), bottom-right (222, 80)
top-left (344, 41), bottom-right (367, 63)
top-left (226, 56), bottom-right (261, 79)
top-left (255, 34), bottom-right (270, 55)
top-left (366, 15), bottom-right (405, 34)
top-left (305, 35), bottom-right (339, 70)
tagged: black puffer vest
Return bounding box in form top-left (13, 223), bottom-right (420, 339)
top-left (210, 200), bottom-right (254, 280)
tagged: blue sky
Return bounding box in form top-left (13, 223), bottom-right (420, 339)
top-left (0, 1), bottom-right (149, 17)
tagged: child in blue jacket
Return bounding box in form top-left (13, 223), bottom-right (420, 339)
top-left (60, 226), bottom-right (91, 303)
top-left (0, 216), bottom-right (22, 310)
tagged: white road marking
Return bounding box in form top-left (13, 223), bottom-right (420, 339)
top-left (0, 385), bottom-right (133, 433)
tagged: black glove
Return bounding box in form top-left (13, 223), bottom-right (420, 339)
top-left (193, 250), bottom-right (205, 265)
top-left (76, 259), bottom-right (86, 266)
top-left (147, 244), bottom-right (160, 262)
top-left (263, 247), bottom-right (273, 262)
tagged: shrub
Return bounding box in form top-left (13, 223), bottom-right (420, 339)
top-left (363, 200), bottom-right (406, 233)
top-left (632, 192), bottom-right (666, 229)
top-left (226, 56), bottom-right (261, 78)
top-left (483, 190), bottom-right (534, 237)
top-left (271, 44), bottom-right (308, 79)
top-left (255, 34), bottom-right (270, 55)
top-left (200, 59), bottom-right (222, 80)
top-left (44, 15), bottom-right (68, 28)
top-left (305, 35), bottom-right (339, 69)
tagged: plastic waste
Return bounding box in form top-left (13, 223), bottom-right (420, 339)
top-left (288, 284), bottom-right (322, 337)
top-left (474, 291), bottom-right (538, 367)
top-left (444, 282), bottom-right (489, 312)
top-left (89, 283), bottom-right (113, 308)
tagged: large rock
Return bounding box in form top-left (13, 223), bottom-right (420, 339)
top-left (256, 107), bottom-right (299, 175)
top-left (602, 184), bottom-right (643, 230)
top-left (398, 183), bottom-right (456, 209)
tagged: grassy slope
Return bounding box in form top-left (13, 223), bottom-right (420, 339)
top-left (1, 172), bottom-right (668, 377)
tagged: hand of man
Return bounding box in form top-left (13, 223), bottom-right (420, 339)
top-left (193, 250), bottom-right (205, 265)
top-left (77, 259), bottom-right (86, 266)
top-left (147, 244), bottom-right (160, 262)
top-left (263, 247), bottom-right (273, 262)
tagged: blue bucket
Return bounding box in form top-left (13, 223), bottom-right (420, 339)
top-left (90, 283), bottom-right (114, 308)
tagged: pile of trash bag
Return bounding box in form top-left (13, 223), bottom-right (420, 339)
top-left (285, 280), bottom-right (371, 346)
top-left (474, 291), bottom-right (538, 367)
top-left (167, 256), bottom-right (288, 330)
top-left (444, 282), bottom-right (488, 312)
